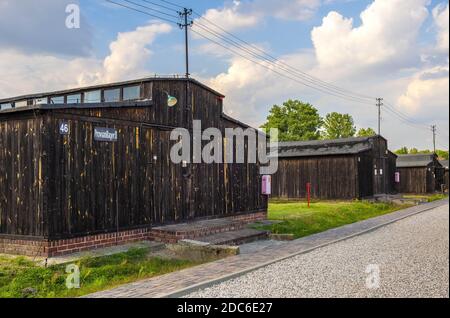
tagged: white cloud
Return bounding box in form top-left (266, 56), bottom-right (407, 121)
top-left (0, 22), bottom-right (172, 98)
top-left (197, 1), bottom-right (259, 32)
top-left (0, 50), bottom-right (101, 98)
top-left (256, 0), bottom-right (321, 21)
top-left (194, 0), bottom-right (321, 34)
top-left (398, 65), bottom-right (449, 117)
top-left (311, 0), bottom-right (429, 71)
top-left (200, 0), bottom-right (449, 150)
top-left (103, 23), bottom-right (172, 83)
top-left (433, 2), bottom-right (449, 53)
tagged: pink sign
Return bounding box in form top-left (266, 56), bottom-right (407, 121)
top-left (262, 175), bottom-right (272, 195)
top-left (395, 172), bottom-right (400, 183)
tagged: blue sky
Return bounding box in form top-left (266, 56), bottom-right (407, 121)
top-left (0, 0), bottom-right (448, 150)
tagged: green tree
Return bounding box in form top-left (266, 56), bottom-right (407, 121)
top-left (261, 100), bottom-right (322, 141)
top-left (409, 148), bottom-right (419, 154)
top-left (395, 147), bottom-right (409, 155)
top-left (321, 112), bottom-right (356, 140)
top-left (357, 127), bottom-right (377, 137)
top-left (436, 150), bottom-right (449, 160)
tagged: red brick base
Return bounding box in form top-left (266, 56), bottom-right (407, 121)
top-left (149, 211), bottom-right (268, 244)
top-left (0, 211), bottom-right (267, 258)
top-left (0, 228), bottom-right (151, 258)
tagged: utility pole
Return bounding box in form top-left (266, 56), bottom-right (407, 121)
top-left (376, 98), bottom-right (383, 136)
top-left (178, 8), bottom-right (193, 78)
top-left (178, 8), bottom-right (194, 221)
top-left (432, 125), bottom-right (437, 154)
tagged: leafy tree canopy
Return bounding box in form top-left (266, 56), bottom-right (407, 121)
top-left (322, 112), bottom-right (356, 140)
top-left (261, 100), bottom-right (322, 142)
top-left (436, 150), bottom-right (449, 160)
top-left (357, 127), bottom-right (377, 137)
top-left (394, 147), bottom-right (449, 160)
top-left (395, 146), bottom-right (409, 155)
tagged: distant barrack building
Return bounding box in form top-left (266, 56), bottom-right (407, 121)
top-left (396, 154), bottom-right (445, 194)
top-left (271, 135), bottom-right (398, 200)
top-left (440, 160), bottom-right (449, 192)
top-left (0, 77), bottom-right (268, 257)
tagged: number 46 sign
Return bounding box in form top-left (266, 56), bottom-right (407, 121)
top-left (59, 121), bottom-right (70, 135)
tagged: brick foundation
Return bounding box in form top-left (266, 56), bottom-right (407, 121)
top-left (149, 211), bottom-right (268, 244)
top-left (0, 228), bottom-right (151, 258)
top-left (0, 211), bottom-right (267, 258)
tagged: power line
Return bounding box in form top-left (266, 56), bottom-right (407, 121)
top-left (193, 10), bottom-right (374, 102)
top-left (108, 0), bottom-right (447, 144)
top-left (123, 0), bottom-right (180, 19)
top-left (191, 28), bottom-right (376, 105)
top-left (382, 106), bottom-right (430, 131)
top-left (193, 21), bottom-right (373, 104)
top-left (383, 101), bottom-right (431, 131)
top-left (108, 0), bottom-right (376, 105)
top-left (158, 0), bottom-right (184, 9)
top-left (108, 1), bottom-right (373, 104)
top-left (106, 0), bottom-right (179, 24)
top-left (141, 0), bottom-right (178, 12)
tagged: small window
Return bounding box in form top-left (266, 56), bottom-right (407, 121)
top-left (123, 85), bottom-right (141, 101)
top-left (15, 100), bottom-right (28, 108)
top-left (67, 94), bottom-right (82, 104)
top-left (104, 88), bottom-right (120, 102)
top-left (0, 103), bottom-right (12, 110)
top-left (34, 97), bottom-right (48, 105)
top-left (50, 96), bottom-right (65, 104)
top-left (84, 90), bottom-right (101, 103)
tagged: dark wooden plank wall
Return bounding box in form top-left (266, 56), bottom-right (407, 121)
top-left (0, 115), bottom-right (45, 237)
top-left (434, 165), bottom-right (446, 192)
top-left (444, 169), bottom-right (449, 192)
top-left (396, 167), bottom-right (429, 194)
top-left (271, 156), bottom-right (359, 200)
top-left (44, 114), bottom-right (186, 239)
top-left (0, 80), bottom-right (267, 239)
top-left (357, 152), bottom-right (374, 198)
top-left (397, 158), bottom-right (445, 194)
top-left (387, 152), bottom-right (398, 194)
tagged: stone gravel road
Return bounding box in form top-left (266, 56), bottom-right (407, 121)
top-left (186, 204), bottom-right (449, 298)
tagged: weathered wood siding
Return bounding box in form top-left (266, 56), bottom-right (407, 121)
top-left (271, 155), bottom-right (359, 200)
top-left (271, 136), bottom-right (397, 200)
top-left (0, 79), bottom-right (267, 239)
top-left (0, 115), bottom-right (45, 237)
top-left (396, 167), bottom-right (430, 194)
top-left (357, 152), bottom-right (374, 198)
top-left (387, 152), bottom-right (398, 194)
top-left (396, 157), bottom-right (444, 194)
top-left (444, 169), bottom-right (449, 192)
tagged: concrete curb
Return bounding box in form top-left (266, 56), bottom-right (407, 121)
top-left (162, 199), bottom-right (448, 298)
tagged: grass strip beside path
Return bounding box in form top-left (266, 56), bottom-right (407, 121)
top-left (0, 247), bottom-right (201, 298)
top-left (254, 200), bottom-right (413, 239)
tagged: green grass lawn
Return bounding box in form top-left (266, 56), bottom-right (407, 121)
top-left (0, 247), bottom-right (201, 298)
top-left (403, 193), bottom-right (448, 202)
top-left (254, 200), bottom-right (412, 239)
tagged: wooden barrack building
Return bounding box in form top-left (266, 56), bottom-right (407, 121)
top-left (271, 135), bottom-right (398, 200)
top-left (0, 77), bottom-right (268, 257)
top-left (396, 154), bottom-right (445, 194)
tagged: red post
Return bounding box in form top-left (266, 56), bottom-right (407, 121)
top-left (307, 183), bottom-right (311, 208)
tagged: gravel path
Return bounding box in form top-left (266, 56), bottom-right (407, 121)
top-left (186, 204), bottom-right (449, 298)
